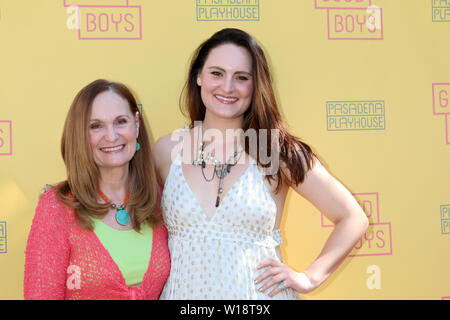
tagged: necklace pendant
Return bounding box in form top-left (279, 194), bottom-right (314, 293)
top-left (115, 209), bottom-right (130, 226)
top-left (215, 196), bottom-right (220, 207)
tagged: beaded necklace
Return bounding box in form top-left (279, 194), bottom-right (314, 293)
top-left (98, 190), bottom-right (130, 226)
top-left (192, 135), bottom-right (243, 208)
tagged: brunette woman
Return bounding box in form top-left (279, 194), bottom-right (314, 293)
top-left (24, 79), bottom-right (170, 299)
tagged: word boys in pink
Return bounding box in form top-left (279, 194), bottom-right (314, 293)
top-left (314, 0), bottom-right (383, 40)
top-left (64, 0), bottom-right (142, 40)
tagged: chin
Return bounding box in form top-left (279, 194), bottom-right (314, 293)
top-left (208, 106), bottom-right (248, 120)
top-left (96, 159), bottom-right (131, 170)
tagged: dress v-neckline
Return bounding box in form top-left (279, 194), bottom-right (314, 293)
top-left (180, 162), bottom-right (251, 221)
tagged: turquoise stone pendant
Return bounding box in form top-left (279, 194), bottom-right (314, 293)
top-left (115, 209), bottom-right (130, 226)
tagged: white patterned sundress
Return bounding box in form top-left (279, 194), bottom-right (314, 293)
top-left (159, 140), bottom-right (300, 300)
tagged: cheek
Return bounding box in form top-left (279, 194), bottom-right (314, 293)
top-left (201, 76), bottom-right (220, 94)
top-left (89, 132), bottom-right (101, 150)
top-left (120, 126), bottom-right (138, 142)
top-left (238, 82), bottom-right (254, 100)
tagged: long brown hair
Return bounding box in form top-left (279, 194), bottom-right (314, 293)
top-left (56, 79), bottom-right (161, 231)
top-left (181, 28), bottom-right (317, 192)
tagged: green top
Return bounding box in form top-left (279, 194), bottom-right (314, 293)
top-left (92, 218), bottom-right (153, 287)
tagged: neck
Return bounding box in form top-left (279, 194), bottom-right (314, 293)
top-left (198, 113), bottom-right (246, 163)
top-left (202, 112), bottom-right (244, 136)
top-left (98, 166), bottom-right (129, 202)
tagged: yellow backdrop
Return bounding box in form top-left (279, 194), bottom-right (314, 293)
top-left (0, 0), bottom-right (449, 300)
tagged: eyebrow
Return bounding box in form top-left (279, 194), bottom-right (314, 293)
top-left (208, 66), bottom-right (253, 76)
top-left (90, 115), bottom-right (131, 122)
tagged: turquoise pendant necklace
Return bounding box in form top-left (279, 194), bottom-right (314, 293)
top-left (98, 190), bottom-right (130, 226)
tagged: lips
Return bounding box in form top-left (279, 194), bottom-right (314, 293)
top-left (215, 94), bottom-right (238, 104)
top-left (100, 144), bottom-right (125, 153)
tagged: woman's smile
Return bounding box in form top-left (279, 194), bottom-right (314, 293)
top-left (99, 144), bottom-right (126, 153)
top-left (214, 94), bottom-right (239, 104)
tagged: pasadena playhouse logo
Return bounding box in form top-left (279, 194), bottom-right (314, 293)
top-left (0, 120), bottom-right (12, 156)
top-left (314, 0), bottom-right (383, 40)
top-left (64, 0), bottom-right (142, 40)
top-left (0, 222), bottom-right (6, 254)
top-left (326, 100), bottom-right (385, 131)
top-left (196, 0), bottom-right (260, 21)
top-left (432, 83), bottom-right (450, 145)
top-left (432, 0), bottom-right (450, 22)
top-left (321, 192), bottom-right (393, 257)
top-left (441, 205), bottom-right (450, 235)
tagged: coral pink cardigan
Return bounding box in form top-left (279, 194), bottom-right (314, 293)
top-left (24, 188), bottom-right (170, 300)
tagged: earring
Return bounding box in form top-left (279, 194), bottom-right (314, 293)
top-left (136, 142), bottom-right (141, 151)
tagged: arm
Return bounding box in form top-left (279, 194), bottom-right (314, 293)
top-left (24, 190), bottom-right (70, 300)
top-left (256, 160), bottom-right (369, 296)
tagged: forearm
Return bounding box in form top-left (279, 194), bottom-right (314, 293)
top-left (304, 211), bottom-right (368, 289)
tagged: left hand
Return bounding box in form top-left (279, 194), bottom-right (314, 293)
top-left (254, 258), bottom-right (317, 297)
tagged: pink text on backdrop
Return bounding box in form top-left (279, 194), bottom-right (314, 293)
top-left (327, 7), bottom-right (383, 40)
top-left (432, 83), bottom-right (450, 145)
top-left (63, 0), bottom-right (142, 40)
top-left (0, 121), bottom-right (12, 156)
top-left (321, 192), bottom-right (393, 257)
top-left (314, 0), bottom-right (383, 40)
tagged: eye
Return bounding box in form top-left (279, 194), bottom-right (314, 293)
top-left (237, 75), bottom-right (249, 81)
top-left (117, 118), bottom-right (128, 125)
top-left (89, 123), bottom-right (101, 130)
top-left (211, 71), bottom-right (222, 77)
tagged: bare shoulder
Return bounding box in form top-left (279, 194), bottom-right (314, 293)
top-left (153, 129), bottom-right (189, 184)
top-left (278, 152), bottom-right (319, 187)
top-left (153, 132), bottom-right (178, 165)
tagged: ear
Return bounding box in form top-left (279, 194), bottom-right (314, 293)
top-left (135, 112), bottom-right (140, 138)
top-left (196, 72), bottom-right (202, 87)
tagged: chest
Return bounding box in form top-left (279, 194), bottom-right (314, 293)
top-left (162, 160), bottom-right (286, 231)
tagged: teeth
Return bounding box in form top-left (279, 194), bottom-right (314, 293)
top-left (101, 145), bottom-right (124, 152)
top-left (216, 95), bottom-right (237, 102)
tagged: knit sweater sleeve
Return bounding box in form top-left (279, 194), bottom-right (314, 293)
top-left (24, 189), bottom-right (71, 300)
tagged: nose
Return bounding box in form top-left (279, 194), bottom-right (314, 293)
top-left (105, 124), bottom-right (118, 142)
top-left (222, 76), bottom-right (234, 93)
